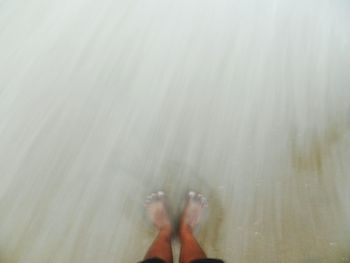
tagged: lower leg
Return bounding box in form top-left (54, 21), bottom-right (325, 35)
top-left (179, 191), bottom-right (208, 263)
top-left (144, 228), bottom-right (173, 263)
top-left (143, 191), bottom-right (173, 263)
top-left (179, 226), bottom-right (206, 263)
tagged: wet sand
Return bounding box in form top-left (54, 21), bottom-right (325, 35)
top-left (0, 0), bottom-right (349, 262)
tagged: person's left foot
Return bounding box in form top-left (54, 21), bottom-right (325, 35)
top-left (145, 191), bottom-right (172, 232)
top-left (179, 191), bottom-right (208, 234)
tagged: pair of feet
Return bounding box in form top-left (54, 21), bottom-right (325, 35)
top-left (145, 191), bottom-right (208, 235)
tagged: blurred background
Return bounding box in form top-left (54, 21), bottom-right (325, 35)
top-left (0, 0), bottom-right (349, 262)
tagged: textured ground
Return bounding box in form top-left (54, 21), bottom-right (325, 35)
top-left (0, 0), bottom-right (349, 262)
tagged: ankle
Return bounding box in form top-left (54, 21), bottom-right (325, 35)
top-left (179, 224), bottom-right (193, 239)
top-left (159, 226), bottom-right (172, 238)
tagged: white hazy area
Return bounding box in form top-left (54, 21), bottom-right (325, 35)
top-left (0, 0), bottom-right (350, 262)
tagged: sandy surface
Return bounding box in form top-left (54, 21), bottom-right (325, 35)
top-left (0, 0), bottom-right (349, 262)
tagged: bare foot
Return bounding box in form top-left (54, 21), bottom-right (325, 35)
top-left (180, 191), bottom-right (208, 233)
top-left (145, 191), bottom-right (172, 232)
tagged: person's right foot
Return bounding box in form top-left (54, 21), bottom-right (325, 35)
top-left (179, 191), bottom-right (208, 233)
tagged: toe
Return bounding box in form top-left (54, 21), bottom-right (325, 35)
top-left (195, 193), bottom-right (208, 207)
top-left (151, 192), bottom-right (158, 200)
top-left (195, 193), bottom-right (203, 202)
top-left (145, 191), bottom-right (165, 205)
top-left (145, 192), bottom-right (157, 204)
top-left (188, 191), bottom-right (196, 199)
top-left (157, 190), bottom-right (165, 199)
top-left (200, 196), bottom-right (208, 207)
top-left (145, 196), bottom-right (152, 205)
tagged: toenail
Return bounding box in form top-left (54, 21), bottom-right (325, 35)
top-left (188, 191), bottom-right (196, 197)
